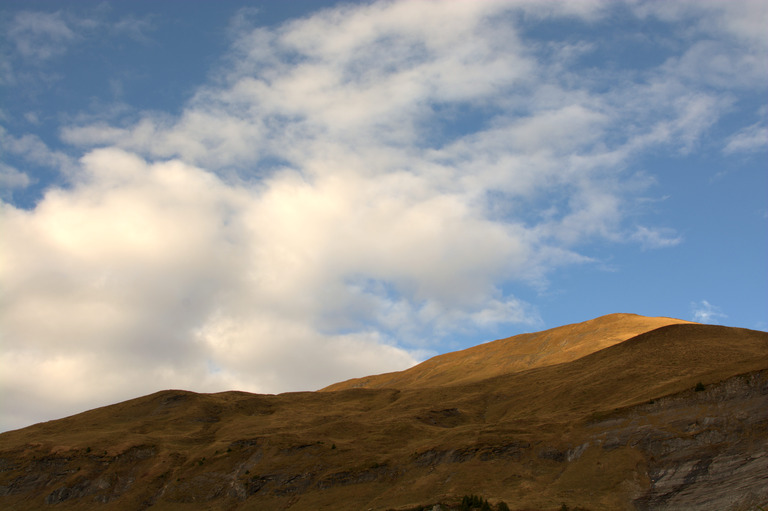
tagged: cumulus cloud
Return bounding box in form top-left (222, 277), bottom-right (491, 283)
top-left (1, 0), bottom-right (761, 431)
top-left (0, 148), bottom-right (420, 426)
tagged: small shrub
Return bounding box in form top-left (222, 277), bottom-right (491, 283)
top-left (695, 382), bottom-right (705, 392)
top-left (461, 495), bottom-right (490, 511)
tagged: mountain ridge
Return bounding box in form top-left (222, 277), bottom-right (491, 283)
top-left (1, 314), bottom-right (766, 510)
top-left (322, 313), bottom-right (693, 391)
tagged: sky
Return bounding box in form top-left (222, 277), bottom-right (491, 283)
top-left (0, 0), bottom-right (766, 433)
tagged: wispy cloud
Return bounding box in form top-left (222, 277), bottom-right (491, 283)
top-left (1, 7), bottom-right (154, 86)
top-left (0, 127), bottom-right (76, 172)
top-left (0, 162), bottom-right (30, 194)
top-left (5, 8), bottom-right (155, 59)
top-left (631, 0), bottom-right (768, 92)
top-left (630, 226), bottom-right (682, 250)
top-left (0, 127), bottom-right (76, 196)
top-left (724, 122), bottom-right (768, 154)
top-left (6, 11), bottom-right (78, 60)
top-left (691, 300), bottom-right (728, 324)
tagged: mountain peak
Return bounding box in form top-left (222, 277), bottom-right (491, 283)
top-left (322, 313), bottom-right (694, 391)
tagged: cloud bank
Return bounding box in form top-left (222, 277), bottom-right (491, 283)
top-left (1, 0), bottom-right (765, 431)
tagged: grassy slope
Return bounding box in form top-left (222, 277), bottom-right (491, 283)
top-left (0, 318), bottom-right (766, 511)
top-left (322, 313), bottom-right (692, 391)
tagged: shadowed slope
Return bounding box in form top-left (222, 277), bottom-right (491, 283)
top-left (322, 313), bottom-right (692, 391)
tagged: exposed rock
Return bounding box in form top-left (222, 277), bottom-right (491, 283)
top-left (628, 371), bottom-right (768, 510)
top-left (416, 408), bottom-right (465, 428)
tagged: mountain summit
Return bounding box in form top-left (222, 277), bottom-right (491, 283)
top-left (323, 313), bottom-right (692, 391)
top-left (1, 314), bottom-right (766, 510)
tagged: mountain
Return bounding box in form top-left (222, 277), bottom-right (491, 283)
top-left (1, 314), bottom-right (766, 511)
top-left (322, 313), bottom-right (693, 391)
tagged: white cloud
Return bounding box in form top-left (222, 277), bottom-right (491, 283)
top-left (111, 16), bottom-right (154, 43)
top-left (5, 9), bottom-right (155, 61)
top-left (7, 11), bottom-right (77, 60)
top-left (0, 163), bottom-right (31, 192)
top-left (631, 0), bottom-right (768, 91)
top-left (1, 8), bottom-right (154, 88)
top-left (630, 0), bottom-right (768, 48)
top-left (691, 300), bottom-right (727, 324)
top-left (630, 226), bottom-right (682, 249)
top-left (0, 127), bottom-right (77, 176)
top-left (1, 0), bottom-right (762, 431)
top-left (724, 122), bottom-right (768, 154)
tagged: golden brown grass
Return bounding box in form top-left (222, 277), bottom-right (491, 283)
top-left (322, 313), bottom-right (692, 391)
top-left (0, 315), bottom-right (765, 511)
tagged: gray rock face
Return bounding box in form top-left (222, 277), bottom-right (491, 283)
top-left (636, 452), bottom-right (767, 511)
top-left (626, 371), bottom-right (768, 511)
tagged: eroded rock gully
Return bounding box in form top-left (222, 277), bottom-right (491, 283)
top-left (584, 371), bottom-right (767, 511)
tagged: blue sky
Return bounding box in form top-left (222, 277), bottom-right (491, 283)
top-left (1, 0), bottom-right (766, 432)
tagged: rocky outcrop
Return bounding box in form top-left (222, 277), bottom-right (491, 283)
top-left (0, 445), bottom-right (161, 507)
top-left (629, 372), bottom-right (768, 510)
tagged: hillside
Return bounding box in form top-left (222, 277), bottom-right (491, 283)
top-left (0, 315), bottom-right (766, 510)
top-left (322, 313), bottom-right (692, 391)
